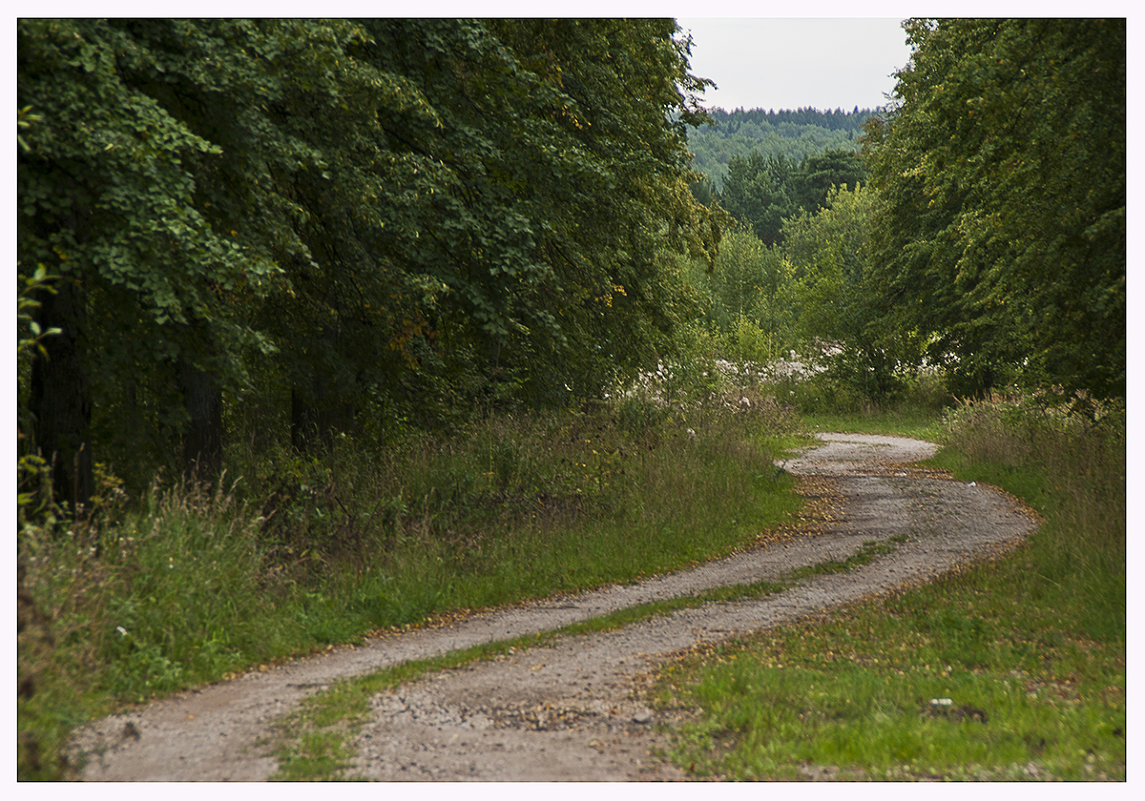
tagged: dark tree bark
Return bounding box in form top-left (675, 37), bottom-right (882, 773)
top-left (30, 279), bottom-right (93, 514)
top-left (290, 380), bottom-right (354, 453)
top-left (177, 360), bottom-right (224, 484)
top-left (290, 326), bottom-right (355, 452)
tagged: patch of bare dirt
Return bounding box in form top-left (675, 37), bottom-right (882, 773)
top-left (72, 433), bottom-right (1037, 781)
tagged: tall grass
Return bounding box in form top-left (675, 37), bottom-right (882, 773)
top-left (17, 386), bottom-right (803, 779)
top-left (932, 389), bottom-right (1125, 640)
top-left (653, 389), bottom-right (1126, 780)
top-left (17, 479), bottom-right (317, 778)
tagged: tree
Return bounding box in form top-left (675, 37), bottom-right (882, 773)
top-left (718, 151), bottom-right (798, 245)
top-left (18, 19), bottom-right (282, 501)
top-left (865, 18), bottom-right (1125, 398)
top-left (367, 18), bottom-right (721, 406)
top-left (686, 106), bottom-right (873, 188)
top-left (18, 19), bottom-right (720, 501)
top-left (716, 146), bottom-right (869, 247)
top-left (688, 226), bottom-right (797, 363)
top-left (783, 184), bottom-right (920, 396)
top-left (793, 148), bottom-right (868, 212)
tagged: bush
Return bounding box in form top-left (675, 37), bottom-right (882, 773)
top-left (721, 314), bottom-right (776, 365)
top-left (17, 478), bottom-right (296, 779)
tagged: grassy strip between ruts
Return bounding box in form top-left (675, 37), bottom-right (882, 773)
top-left (269, 536), bottom-right (906, 781)
top-left (649, 399), bottom-right (1125, 781)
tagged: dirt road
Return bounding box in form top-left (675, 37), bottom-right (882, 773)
top-left (72, 433), bottom-right (1036, 781)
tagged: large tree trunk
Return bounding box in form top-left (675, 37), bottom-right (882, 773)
top-left (177, 360), bottom-right (223, 484)
top-left (290, 327), bottom-right (354, 452)
top-left (30, 279), bottom-right (93, 514)
top-left (290, 379), bottom-right (354, 453)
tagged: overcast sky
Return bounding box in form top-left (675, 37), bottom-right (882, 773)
top-left (676, 18), bottom-right (913, 113)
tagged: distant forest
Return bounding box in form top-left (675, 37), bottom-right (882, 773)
top-left (687, 107), bottom-right (879, 188)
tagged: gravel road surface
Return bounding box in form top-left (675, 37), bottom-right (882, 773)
top-left (72, 433), bottom-right (1036, 781)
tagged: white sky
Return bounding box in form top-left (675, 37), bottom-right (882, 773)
top-left (672, 2), bottom-right (1133, 113)
top-left (677, 18), bottom-right (912, 113)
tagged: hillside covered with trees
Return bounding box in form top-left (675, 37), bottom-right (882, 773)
top-left (687, 106), bottom-right (875, 188)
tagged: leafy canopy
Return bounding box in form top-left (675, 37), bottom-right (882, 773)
top-left (864, 18), bottom-right (1125, 398)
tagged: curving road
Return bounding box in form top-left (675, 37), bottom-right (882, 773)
top-left (73, 433), bottom-right (1037, 781)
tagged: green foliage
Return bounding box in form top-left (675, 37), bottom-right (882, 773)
top-left (684, 227), bottom-right (797, 363)
top-left (784, 185), bottom-right (873, 340)
top-left (865, 19), bottom-right (1125, 398)
top-left (718, 152), bottom-right (798, 245)
top-left (18, 19), bottom-right (278, 363)
top-left (781, 184), bottom-right (924, 397)
top-left (722, 315), bottom-right (779, 366)
top-left (16, 268), bottom-right (69, 534)
top-left (794, 371), bottom-right (953, 440)
top-left (794, 148), bottom-right (869, 211)
top-left (681, 182), bottom-right (927, 403)
top-left (693, 149), bottom-right (874, 374)
top-left (16, 266), bottom-right (61, 362)
top-left (17, 18), bottom-right (720, 498)
top-left (716, 148), bottom-right (868, 245)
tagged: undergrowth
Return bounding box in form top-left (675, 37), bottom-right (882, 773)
top-left (786, 369), bottom-right (954, 440)
top-left (17, 383), bottom-right (803, 780)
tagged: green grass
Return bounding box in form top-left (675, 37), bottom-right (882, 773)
top-left (799, 410), bottom-right (945, 442)
top-left (653, 578), bottom-right (1124, 780)
top-left (775, 368), bottom-right (955, 442)
top-left (18, 391), bottom-right (804, 780)
top-left (651, 393), bottom-right (1125, 781)
top-left (271, 536), bottom-right (911, 780)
